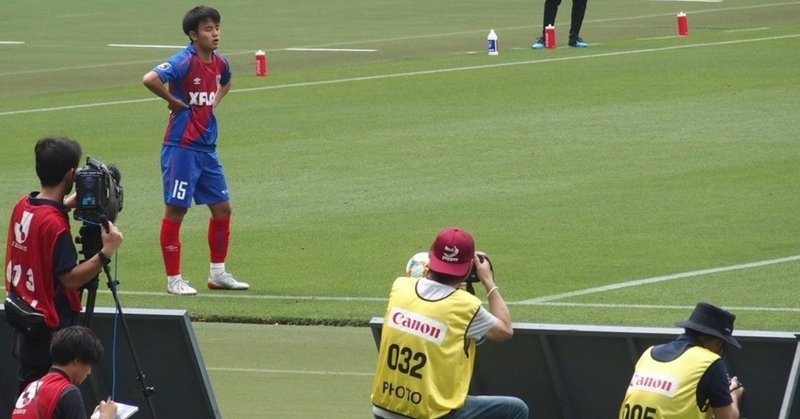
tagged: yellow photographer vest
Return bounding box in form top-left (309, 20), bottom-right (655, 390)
top-left (371, 277), bottom-right (481, 418)
top-left (620, 346), bottom-right (720, 419)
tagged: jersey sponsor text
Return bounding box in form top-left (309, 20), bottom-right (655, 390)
top-left (189, 91), bottom-right (216, 106)
top-left (629, 372), bottom-right (678, 397)
top-left (387, 306), bottom-right (446, 345)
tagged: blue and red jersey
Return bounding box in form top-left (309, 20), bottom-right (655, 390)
top-left (152, 43), bottom-right (232, 152)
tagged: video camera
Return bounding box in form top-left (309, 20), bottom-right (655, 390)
top-left (73, 156), bottom-right (123, 317)
top-left (74, 157), bottom-right (123, 225)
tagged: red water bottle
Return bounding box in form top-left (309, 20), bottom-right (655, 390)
top-left (255, 50), bottom-right (267, 77)
top-left (676, 12), bottom-right (688, 36)
top-left (544, 25), bottom-right (556, 49)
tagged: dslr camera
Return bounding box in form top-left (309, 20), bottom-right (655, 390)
top-left (465, 252), bottom-right (492, 295)
top-left (74, 157), bottom-right (123, 225)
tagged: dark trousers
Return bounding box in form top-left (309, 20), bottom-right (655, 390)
top-left (541, 0), bottom-right (588, 40)
top-left (11, 328), bottom-right (53, 395)
top-left (11, 303), bottom-right (77, 396)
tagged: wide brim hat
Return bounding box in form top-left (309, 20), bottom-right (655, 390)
top-left (675, 302), bottom-right (741, 349)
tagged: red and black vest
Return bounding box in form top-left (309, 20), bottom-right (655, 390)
top-left (12, 370), bottom-right (75, 418)
top-left (5, 195), bottom-right (81, 328)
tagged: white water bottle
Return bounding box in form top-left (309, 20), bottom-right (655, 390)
top-left (487, 29), bottom-right (498, 55)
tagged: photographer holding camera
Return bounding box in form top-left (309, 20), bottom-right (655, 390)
top-left (4, 137), bottom-right (123, 396)
top-left (371, 227), bottom-right (528, 419)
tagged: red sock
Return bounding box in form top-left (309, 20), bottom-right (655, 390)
top-left (160, 218), bottom-right (182, 276)
top-left (208, 217), bottom-right (230, 264)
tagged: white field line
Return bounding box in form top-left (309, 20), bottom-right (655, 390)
top-left (650, 0), bottom-right (723, 3)
top-left (2, 33), bottom-right (799, 118)
top-left (108, 43), bottom-right (185, 49)
top-left (1, 2), bottom-right (796, 76)
top-left (233, 33), bottom-right (800, 95)
top-left (724, 27), bottom-right (771, 33)
top-left (514, 302), bottom-right (800, 312)
top-left (101, 288), bottom-right (800, 313)
top-left (0, 41), bottom-right (25, 45)
top-left (1, 1), bottom-right (796, 77)
top-left (284, 47), bottom-right (377, 52)
top-left (519, 255), bottom-right (800, 304)
top-left (98, 289), bottom-right (387, 302)
top-left (205, 367), bottom-right (372, 376)
top-left (638, 35), bottom-right (682, 40)
top-left (0, 59), bottom-right (172, 77)
top-left (98, 254), bottom-right (800, 314)
top-left (281, 1), bottom-right (800, 48)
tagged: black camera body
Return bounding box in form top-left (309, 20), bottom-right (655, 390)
top-left (465, 252), bottom-right (492, 295)
top-left (74, 157), bottom-right (123, 225)
top-left (466, 252), bottom-right (492, 283)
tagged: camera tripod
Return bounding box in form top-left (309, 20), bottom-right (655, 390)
top-left (78, 222), bottom-right (157, 419)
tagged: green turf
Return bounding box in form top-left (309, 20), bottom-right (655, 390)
top-left (1, 0), bottom-right (798, 332)
top-left (194, 322), bottom-right (376, 418)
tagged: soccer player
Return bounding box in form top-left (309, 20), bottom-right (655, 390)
top-left (142, 5), bottom-right (249, 295)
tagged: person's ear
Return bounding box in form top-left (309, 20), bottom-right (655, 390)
top-left (712, 338), bottom-right (725, 354)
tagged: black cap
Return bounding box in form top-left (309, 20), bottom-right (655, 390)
top-left (676, 302), bottom-right (740, 349)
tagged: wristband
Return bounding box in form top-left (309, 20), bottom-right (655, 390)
top-left (487, 286), bottom-right (499, 297)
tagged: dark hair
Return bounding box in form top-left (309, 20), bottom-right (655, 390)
top-left (35, 137), bottom-right (82, 187)
top-left (428, 271), bottom-right (465, 285)
top-left (50, 326), bottom-right (104, 366)
top-left (183, 5), bottom-right (221, 36)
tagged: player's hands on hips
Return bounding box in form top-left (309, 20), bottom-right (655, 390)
top-left (101, 221), bottom-right (124, 256)
top-left (168, 99), bottom-right (190, 113)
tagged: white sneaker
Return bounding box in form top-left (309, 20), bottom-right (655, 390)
top-left (167, 278), bottom-right (198, 295)
top-left (207, 272), bottom-right (249, 290)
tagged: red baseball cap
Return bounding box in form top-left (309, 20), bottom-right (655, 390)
top-left (428, 227), bottom-right (475, 277)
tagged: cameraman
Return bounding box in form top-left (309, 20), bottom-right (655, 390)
top-left (371, 227), bottom-right (528, 419)
top-left (4, 137), bottom-right (123, 395)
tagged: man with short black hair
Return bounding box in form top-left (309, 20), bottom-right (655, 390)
top-left (142, 5), bottom-right (249, 295)
top-left (11, 326), bottom-right (117, 419)
top-left (5, 137), bottom-right (123, 395)
top-left (619, 302), bottom-right (745, 419)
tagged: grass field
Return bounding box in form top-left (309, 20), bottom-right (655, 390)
top-left (194, 322), bottom-right (377, 418)
top-left (2, 0), bottom-right (799, 416)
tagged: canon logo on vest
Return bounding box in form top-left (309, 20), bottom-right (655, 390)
top-left (628, 372), bottom-right (678, 397)
top-left (387, 306), bottom-right (447, 345)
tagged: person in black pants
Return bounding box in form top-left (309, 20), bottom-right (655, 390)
top-left (532, 0), bottom-right (589, 49)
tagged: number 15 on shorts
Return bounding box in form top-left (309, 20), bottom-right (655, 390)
top-left (172, 180), bottom-right (188, 200)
